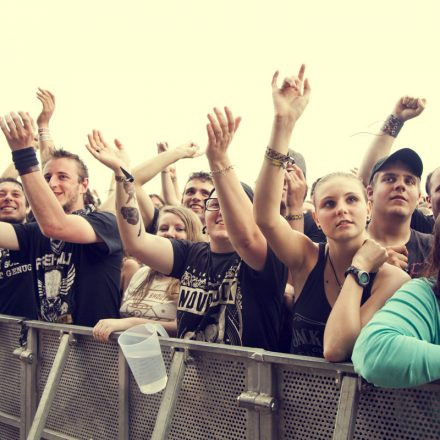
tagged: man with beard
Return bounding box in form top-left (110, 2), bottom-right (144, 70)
top-left (0, 112), bottom-right (122, 326)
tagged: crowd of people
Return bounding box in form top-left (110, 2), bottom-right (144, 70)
top-left (0, 65), bottom-right (439, 389)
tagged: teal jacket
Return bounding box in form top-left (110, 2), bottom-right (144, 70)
top-left (352, 278), bottom-right (440, 388)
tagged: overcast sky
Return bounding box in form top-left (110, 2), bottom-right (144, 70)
top-left (1, 1), bottom-right (439, 198)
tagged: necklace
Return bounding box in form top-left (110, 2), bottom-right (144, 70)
top-left (327, 252), bottom-right (343, 290)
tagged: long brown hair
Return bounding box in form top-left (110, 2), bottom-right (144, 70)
top-left (422, 215), bottom-right (440, 297)
top-left (131, 205), bottom-right (203, 302)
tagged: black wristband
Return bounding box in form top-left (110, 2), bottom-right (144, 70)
top-left (12, 147), bottom-right (39, 174)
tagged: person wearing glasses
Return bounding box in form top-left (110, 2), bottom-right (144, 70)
top-left (86, 107), bottom-right (288, 352)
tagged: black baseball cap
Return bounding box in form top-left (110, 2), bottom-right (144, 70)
top-left (369, 148), bottom-right (423, 184)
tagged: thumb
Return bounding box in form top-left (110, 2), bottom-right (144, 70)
top-left (114, 138), bottom-right (124, 150)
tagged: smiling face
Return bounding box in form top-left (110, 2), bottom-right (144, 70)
top-left (156, 212), bottom-right (188, 240)
top-left (204, 190), bottom-right (232, 245)
top-left (0, 181), bottom-right (27, 224)
top-left (43, 158), bottom-right (88, 213)
top-left (181, 178), bottom-right (214, 223)
top-left (368, 161), bottom-right (420, 220)
top-left (313, 175), bottom-right (368, 242)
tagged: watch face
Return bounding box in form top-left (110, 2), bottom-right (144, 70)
top-left (359, 271), bottom-right (370, 285)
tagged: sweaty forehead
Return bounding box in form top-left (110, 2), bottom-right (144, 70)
top-left (0, 181), bottom-right (24, 193)
top-left (43, 158), bottom-right (78, 175)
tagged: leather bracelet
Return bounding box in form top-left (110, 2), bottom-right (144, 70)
top-left (210, 165), bottom-right (234, 176)
top-left (115, 167), bottom-right (134, 183)
top-left (285, 213), bottom-right (303, 221)
top-left (381, 114), bottom-right (404, 137)
top-left (19, 165), bottom-right (40, 176)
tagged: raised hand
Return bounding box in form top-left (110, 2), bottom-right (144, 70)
top-left (175, 141), bottom-right (203, 159)
top-left (352, 239), bottom-right (388, 273)
top-left (85, 130), bottom-right (130, 172)
top-left (206, 106), bottom-right (241, 162)
top-left (36, 88), bottom-right (55, 128)
top-left (0, 112), bottom-right (35, 150)
top-left (393, 96), bottom-right (426, 122)
top-left (271, 64), bottom-right (311, 121)
top-left (285, 164), bottom-right (307, 211)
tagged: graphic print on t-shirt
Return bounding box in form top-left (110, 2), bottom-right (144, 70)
top-left (0, 248), bottom-right (32, 280)
top-left (178, 260), bottom-right (243, 345)
top-left (35, 238), bottom-right (75, 322)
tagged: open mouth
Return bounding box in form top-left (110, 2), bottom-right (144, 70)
top-left (0, 206), bottom-right (17, 212)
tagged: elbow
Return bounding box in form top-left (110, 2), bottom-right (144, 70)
top-left (323, 346), bottom-right (350, 363)
top-left (39, 221), bottom-right (65, 239)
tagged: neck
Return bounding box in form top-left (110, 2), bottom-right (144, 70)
top-left (209, 237), bottom-right (235, 254)
top-left (327, 233), bottom-right (368, 272)
top-left (368, 213), bottom-right (411, 246)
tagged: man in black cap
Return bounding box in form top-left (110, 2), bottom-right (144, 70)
top-left (367, 148), bottom-right (432, 277)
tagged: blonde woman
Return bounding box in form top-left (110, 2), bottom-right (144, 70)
top-left (93, 205), bottom-right (203, 341)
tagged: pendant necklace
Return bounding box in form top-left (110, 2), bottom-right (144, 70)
top-left (328, 252), bottom-right (343, 291)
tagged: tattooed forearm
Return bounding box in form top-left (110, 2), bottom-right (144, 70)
top-left (123, 181), bottom-right (136, 204)
top-left (120, 207), bottom-right (139, 225)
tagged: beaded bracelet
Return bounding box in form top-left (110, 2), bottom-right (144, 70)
top-left (285, 213), bottom-right (303, 221)
top-left (381, 114), bottom-right (404, 137)
top-left (210, 165), bottom-right (234, 176)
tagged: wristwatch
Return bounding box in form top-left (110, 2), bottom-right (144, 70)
top-left (344, 266), bottom-right (370, 287)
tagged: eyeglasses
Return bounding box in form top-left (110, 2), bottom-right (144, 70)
top-left (204, 197), bottom-right (220, 211)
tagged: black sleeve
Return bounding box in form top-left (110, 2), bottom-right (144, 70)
top-left (304, 212), bottom-right (326, 243)
top-left (410, 209), bottom-right (434, 234)
top-left (169, 239), bottom-right (195, 279)
top-left (12, 222), bottom-right (40, 254)
top-left (146, 207), bottom-right (160, 234)
top-left (83, 211), bottom-right (123, 255)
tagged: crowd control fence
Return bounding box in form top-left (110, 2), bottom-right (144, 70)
top-left (0, 314), bottom-right (439, 440)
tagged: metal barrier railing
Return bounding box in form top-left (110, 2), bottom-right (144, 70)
top-left (1, 315), bottom-right (439, 440)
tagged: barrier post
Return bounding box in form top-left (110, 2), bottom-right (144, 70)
top-left (151, 348), bottom-right (187, 440)
top-left (26, 332), bottom-right (72, 440)
top-left (118, 345), bottom-right (129, 440)
top-left (22, 326), bottom-right (38, 440)
top-left (333, 374), bottom-right (360, 440)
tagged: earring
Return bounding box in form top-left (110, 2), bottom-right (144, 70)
top-left (202, 226), bottom-right (207, 234)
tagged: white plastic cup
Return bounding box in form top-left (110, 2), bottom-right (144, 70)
top-left (118, 323), bottom-right (168, 394)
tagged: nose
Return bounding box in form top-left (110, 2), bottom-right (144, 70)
top-left (162, 228), bottom-right (176, 239)
top-left (335, 201), bottom-right (348, 215)
top-left (394, 177), bottom-right (406, 191)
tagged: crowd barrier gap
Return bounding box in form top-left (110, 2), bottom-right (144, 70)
top-left (0, 314), bottom-right (439, 440)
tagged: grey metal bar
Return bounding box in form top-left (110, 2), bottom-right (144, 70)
top-left (26, 333), bottom-right (71, 440)
top-left (41, 428), bottom-right (80, 440)
top-left (245, 359), bottom-right (261, 439)
top-left (118, 346), bottom-right (129, 440)
top-left (0, 314), bottom-right (25, 324)
top-left (23, 327), bottom-right (38, 440)
top-left (333, 375), bottom-right (360, 440)
top-left (151, 349), bottom-right (187, 440)
top-left (258, 362), bottom-right (277, 440)
top-left (0, 410), bottom-right (21, 428)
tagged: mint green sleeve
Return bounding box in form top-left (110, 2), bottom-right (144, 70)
top-left (352, 278), bottom-right (440, 388)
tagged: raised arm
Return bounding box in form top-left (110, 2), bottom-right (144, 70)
top-left (357, 96), bottom-right (426, 186)
top-left (204, 107), bottom-right (267, 270)
top-left (157, 142), bottom-right (181, 206)
top-left (0, 112), bottom-right (103, 243)
top-left (284, 164), bottom-right (308, 233)
top-left (36, 88), bottom-right (56, 164)
top-left (85, 130), bottom-right (174, 275)
top-left (254, 64), bottom-right (315, 271)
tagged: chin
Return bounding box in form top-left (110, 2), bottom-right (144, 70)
top-left (0, 215), bottom-right (25, 224)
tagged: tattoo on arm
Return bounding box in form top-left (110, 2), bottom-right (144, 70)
top-left (120, 206), bottom-right (142, 237)
top-left (121, 207), bottom-right (139, 225)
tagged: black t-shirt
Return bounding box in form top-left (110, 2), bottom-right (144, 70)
top-left (0, 246), bottom-right (38, 319)
top-left (304, 211), bottom-right (326, 243)
top-left (170, 240), bottom-right (288, 351)
top-left (13, 211), bottom-right (123, 326)
top-left (410, 209), bottom-right (434, 234)
top-left (291, 243), bottom-right (375, 358)
top-left (406, 228), bottom-right (433, 277)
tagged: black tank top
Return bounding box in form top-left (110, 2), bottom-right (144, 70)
top-left (290, 243), bottom-right (376, 358)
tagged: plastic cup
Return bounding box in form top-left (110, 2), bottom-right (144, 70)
top-left (118, 323), bottom-right (168, 394)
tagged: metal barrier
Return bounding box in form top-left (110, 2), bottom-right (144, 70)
top-left (0, 315), bottom-right (439, 440)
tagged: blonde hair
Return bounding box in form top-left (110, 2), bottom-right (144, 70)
top-left (131, 205), bottom-right (203, 302)
top-left (311, 172), bottom-right (367, 207)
